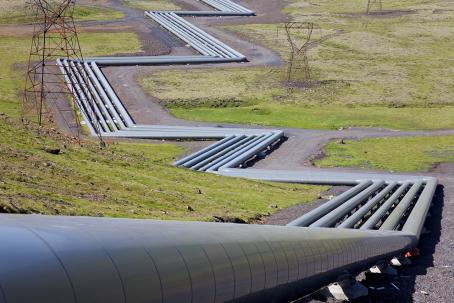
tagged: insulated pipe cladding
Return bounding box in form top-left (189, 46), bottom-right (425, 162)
top-left (0, 215), bottom-right (416, 303)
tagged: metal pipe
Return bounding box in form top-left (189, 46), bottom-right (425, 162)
top-left (200, 135), bottom-right (263, 171)
top-left (56, 59), bottom-right (97, 136)
top-left (202, 0), bottom-right (236, 12)
top-left (147, 12), bottom-right (217, 57)
top-left (360, 182), bottom-right (410, 230)
top-left (0, 214), bottom-right (416, 303)
top-left (219, 131), bottom-right (284, 169)
top-left (173, 135), bottom-right (236, 166)
top-left (181, 135), bottom-right (247, 168)
top-left (286, 180), bottom-right (373, 227)
top-left (83, 62), bottom-right (124, 130)
top-left (380, 180), bottom-right (424, 231)
top-left (338, 182), bottom-right (397, 228)
top-left (206, 134), bottom-right (270, 171)
top-left (402, 178), bottom-right (437, 239)
top-left (154, 12), bottom-right (221, 57)
top-left (195, 136), bottom-right (256, 171)
top-left (156, 12), bottom-right (233, 58)
top-left (76, 62), bottom-right (118, 132)
top-left (310, 181), bottom-right (386, 227)
top-left (174, 12), bottom-right (245, 59)
top-left (89, 56), bottom-right (245, 66)
top-left (174, 11), bottom-right (254, 16)
top-left (61, 59), bottom-right (101, 134)
top-left (90, 62), bottom-right (135, 127)
top-left (217, 168), bottom-right (428, 185)
top-left (68, 61), bottom-right (109, 132)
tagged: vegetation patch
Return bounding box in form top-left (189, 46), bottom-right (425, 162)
top-left (0, 1), bottom-right (124, 24)
top-left (0, 116), bottom-right (326, 221)
top-left (141, 67), bottom-right (454, 130)
top-left (171, 103), bottom-right (454, 130)
top-left (140, 0), bottom-right (454, 130)
top-left (316, 135), bottom-right (454, 172)
top-left (121, 0), bottom-right (180, 11)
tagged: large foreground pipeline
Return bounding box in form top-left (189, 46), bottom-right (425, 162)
top-left (0, 214), bottom-right (416, 303)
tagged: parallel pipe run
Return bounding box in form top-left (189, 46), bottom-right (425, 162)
top-left (173, 135), bottom-right (236, 166)
top-left (145, 11), bottom-right (246, 60)
top-left (310, 181), bottom-right (386, 228)
top-left (360, 182), bottom-right (411, 230)
top-left (206, 135), bottom-right (270, 171)
top-left (190, 136), bottom-right (254, 171)
top-left (338, 182), bottom-right (398, 229)
top-left (197, 136), bottom-right (258, 171)
top-left (380, 180), bottom-right (424, 231)
top-left (402, 178), bottom-right (438, 239)
top-left (219, 131), bottom-right (284, 170)
top-left (287, 181), bottom-right (373, 227)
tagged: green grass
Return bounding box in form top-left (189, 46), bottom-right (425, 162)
top-left (0, 32), bottom-right (142, 118)
top-left (0, 1), bottom-right (124, 24)
top-left (316, 135), bottom-right (454, 172)
top-left (141, 67), bottom-right (454, 130)
top-left (0, 116), bottom-right (326, 220)
top-left (122, 0), bottom-right (180, 11)
top-left (171, 103), bottom-right (454, 130)
top-left (140, 0), bottom-right (454, 130)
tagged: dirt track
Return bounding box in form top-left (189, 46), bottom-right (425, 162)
top-left (7, 0), bottom-right (452, 302)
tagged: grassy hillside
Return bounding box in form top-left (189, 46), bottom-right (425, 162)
top-left (0, 116), bottom-right (326, 221)
top-left (316, 135), bottom-right (454, 172)
top-left (140, 0), bottom-right (454, 130)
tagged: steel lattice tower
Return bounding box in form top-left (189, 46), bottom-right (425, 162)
top-left (22, 0), bottom-right (102, 143)
top-left (282, 22), bottom-right (314, 84)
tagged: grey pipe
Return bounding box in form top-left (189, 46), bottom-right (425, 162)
top-left (56, 60), bottom-right (98, 136)
top-left (206, 134), bottom-right (269, 171)
top-left (68, 61), bottom-right (109, 132)
top-left (360, 182), bottom-right (411, 230)
top-left (338, 182), bottom-right (398, 228)
top-left (90, 62), bottom-right (135, 127)
top-left (287, 180), bottom-right (373, 227)
top-left (174, 11), bottom-right (254, 16)
top-left (0, 214), bottom-right (416, 303)
top-left (166, 12), bottom-right (239, 59)
top-left (402, 178), bottom-right (438, 239)
top-left (196, 136), bottom-right (257, 171)
top-left (380, 180), bottom-right (423, 230)
top-left (174, 135), bottom-right (236, 166)
top-left (175, 12), bottom-right (245, 59)
top-left (61, 60), bottom-right (100, 134)
top-left (310, 181), bottom-right (386, 228)
top-left (83, 62), bottom-right (124, 130)
top-left (148, 12), bottom-right (218, 57)
top-left (219, 131), bottom-right (283, 169)
top-left (76, 62), bottom-right (118, 132)
top-left (181, 135), bottom-right (247, 168)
